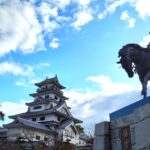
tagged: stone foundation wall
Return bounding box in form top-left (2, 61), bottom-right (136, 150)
top-left (111, 102), bottom-right (150, 150)
top-left (93, 122), bottom-right (111, 150)
top-left (94, 98), bottom-right (150, 150)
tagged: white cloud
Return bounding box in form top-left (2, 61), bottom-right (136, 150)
top-left (71, 7), bottom-right (93, 30)
top-left (0, 0), bottom-right (43, 56)
top-left (0, 75), bottom-right (143, 127)
top-left (121, 11), bottom-right (130, 20)
top-left (15, 81), bottom-right (28, 87)
top-left (37, 2), bottom-right (60, 34)
top-left (139, 34), bottom-right (150, 48)
top-left (0, 0), bottom-right (96, 57)
top-left (0, 61), bottom-right (49, 87)
top-left (1, 101), bottom-right (28, 124)
top-left (50, 38), bottom-right (60, 48)
top-left (98, 0), bottom-right (150, 20)
top-left (51, 0), bottom-right (71, 9)
top-left (98, 0), bottom-right (127, 20)
top-left (74, 0), bottom-right (91, 6)
top-left (128, 18), bottom-right (136, 28)
top-left (134, 0), bottom-right (150, 19)
top-left (0, 62), bottom-right (34, 77)
top-left (35, 62), bottom-right (51, 69)
top-left (38, 2), bottom-right (58, 17)
top-left (86, 75), bottom-right (136, 95)
top-left (65, 75), bottom-right (141, 124)
top-left (120, 11), bottom-right (136, 28)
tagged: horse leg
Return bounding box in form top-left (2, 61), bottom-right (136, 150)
top-left (141, 71), bottom-right (150, 98)
top-left (139, 76), bottom-right (145, 97)
top-left (139, 76), bottom-right (146, 98)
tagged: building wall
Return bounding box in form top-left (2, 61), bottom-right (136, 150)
top-left (7, 128), bottom-right (22, 141)
top-left (29, 101), bottom-right (57, 112)
top-left (34, 93), bottom-right (61, 102)
top-left (7, 127), bottom-right (54, 145)
top-left (57, 103), bottom-right (72, 117)
top-left (28, 114), bottom-right (59, 122)
top-left (62, 125), bottom-right (79, 145)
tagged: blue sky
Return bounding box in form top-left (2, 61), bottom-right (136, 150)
top-left (0, 0), bottom-right (150, 128)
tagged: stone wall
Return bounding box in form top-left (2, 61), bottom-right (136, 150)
top-left (93, 122), bottom-right (111, 150)
top-left (94, 97), bottom-right (150, 150)
top-left (111, 102), bottom-right (150, 150)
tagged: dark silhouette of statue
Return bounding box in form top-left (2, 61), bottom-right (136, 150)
top-left (117, 43), bottom-right (150, 98)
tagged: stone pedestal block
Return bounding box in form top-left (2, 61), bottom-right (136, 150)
top-left (93, 121), bottom-right (111, 150)
top-left (110, 97), bottom-right (150, 150)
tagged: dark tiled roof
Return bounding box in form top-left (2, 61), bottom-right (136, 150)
top-left (40, 121), bottom-right (60, 126)
top-left (73, 117), bottom-right (83, 123)
top-left (0, 128), bottom-right (8, 133)
top-left (57, 120), bottom-right (73, 129)
top-left (54, 101), bottom-right (65, 110)
top-left (29, 90), bottom-right (68, 100)
top-left (26, 99), bottom-right (52, 106)
top-left (35, 76), bottom-right (66, 89)
top-left (9, 108), bottom-right (55, 119)
top-left (16, 117), bottom-right (52, 132)
top-left (10, 101), bottom-right (65, 119)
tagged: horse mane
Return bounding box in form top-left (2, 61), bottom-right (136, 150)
top-left (127, 43), bottom-right (150, 52)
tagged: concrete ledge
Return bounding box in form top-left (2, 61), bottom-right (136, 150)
top-left (110, 97), bottom-right (150, 121)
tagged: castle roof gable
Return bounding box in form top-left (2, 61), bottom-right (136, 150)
top-left (35, 76), bottom-right (66, 89)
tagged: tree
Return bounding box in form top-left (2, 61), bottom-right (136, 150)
top-left (0, 104), bottom-right (4, 121)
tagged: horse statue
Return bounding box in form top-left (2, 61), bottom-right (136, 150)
top-left (117, 43), bottom-right (150, 98)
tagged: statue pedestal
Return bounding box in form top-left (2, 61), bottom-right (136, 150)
top-left (94, 97), bottom-right (150, 150)
top-left (93, 122), bottom-right (110, 150)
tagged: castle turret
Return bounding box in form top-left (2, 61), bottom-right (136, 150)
top-left (5, 76), bottom-right (82, 145)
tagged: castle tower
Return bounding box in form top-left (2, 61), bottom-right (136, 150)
top-left (4, 76), bottom-right (82, 144)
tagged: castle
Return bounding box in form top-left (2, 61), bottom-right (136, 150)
top-left (2, 76), bottom-right (83, 145)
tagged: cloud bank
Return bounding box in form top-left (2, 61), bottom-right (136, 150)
top-left (65, 75), bottom-right (141, 125)
top-left (1, 75), bottom-right (142, 127)
top-left (0, 0), bottom-right (95, 57)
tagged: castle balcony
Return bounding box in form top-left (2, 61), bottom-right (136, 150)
top-left (37, 87), bottom-right (50, 93)
top-left (37, 87), bottom-right (63, 95)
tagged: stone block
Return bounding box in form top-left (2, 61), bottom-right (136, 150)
top-left (110, 98), bottom-right (150, 150)
top-left (93, 135), bottom-right (111, 150)
top-left (134, 103), bottom-right (150, 121)
top-left (111, 139), bottom-right (122, 150)
top-left (95, 121), bottom-right (110, 136)
top-left (134, 117), bottom-right (150, 150)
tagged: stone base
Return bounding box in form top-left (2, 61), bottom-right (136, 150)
top-left (93, 122), bottom-right (111, 150)
top-left (94, 97), bottom-right (150, 150)
top-left (110, 97), bottom-right (150, 150)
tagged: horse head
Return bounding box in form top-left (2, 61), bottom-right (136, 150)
top-left (117, 44), bottom-right (135, 78)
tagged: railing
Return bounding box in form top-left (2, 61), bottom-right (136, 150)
top-left (36, 87), bottom-right (63, 95)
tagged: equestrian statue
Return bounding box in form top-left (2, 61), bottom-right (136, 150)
top-left (117, 43), bottom-right (150, 98)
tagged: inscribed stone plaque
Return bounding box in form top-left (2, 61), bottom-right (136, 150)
top-left (121, 126), bottom-right (132, 150)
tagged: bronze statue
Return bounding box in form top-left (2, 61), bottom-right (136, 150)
top-left (117, 43), bottom-right (150, 98)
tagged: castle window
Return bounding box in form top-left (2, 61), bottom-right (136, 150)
top-left (50, 104), bottom-right (53, 108)
top-left (44, 137), bottom-right (49, 141)
top-left (40, 116), bottom-right (45, 121)
top-left (54, 96), bottom-right (58, 100)
top-left (32, 118), bottom-right (36, 121)
top-left (33, 106), bottom-right (41, 110)
top-left (57, 116), bottom-right (61, 121)
top-left (45, 95), bottom-right (49, 99)
top-left (36, 135), bottom-right (40, 140)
